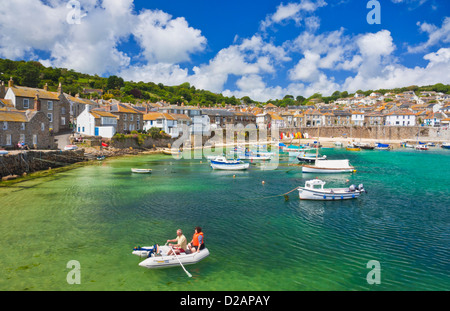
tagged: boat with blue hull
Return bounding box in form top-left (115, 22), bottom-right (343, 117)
top-left (210, 156), bottom-right (249, 170)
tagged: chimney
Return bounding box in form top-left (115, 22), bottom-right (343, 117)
top-left (8, 77), bottom-right (13, 88)
top-left (0, 81), bottom-right (5, 98)
top-left (58, 82), bottom-right (62, 95)
top-left (75, 93), bottom-right (80, 98)
top-left (34, 93), bottom-right (41, 111)
top-left (145, 103), bottom-right (148, 114)
top-left (43, 83), bottom-right (48, 91)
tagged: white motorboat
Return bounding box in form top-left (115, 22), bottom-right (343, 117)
top-left (302, 159), bottom-right (355, 173)
top-left (210, 156), bottom-right (249, 170)
top-left (441, 143), bottom-right (450, 149)
top-left (131, 168), bottom-right (152, 173)
top-left (298, 179), bottom-right (365, 200)
top-left (334, 141), bottom-right (343, 147)
top-left (64, 144), bottom-right (78, 151)
top-left (297, 149), bottom-right (327, 162)
top-left (133, 245), bottom-right (210, 269)
top-left (0, 149), bottom-right (8, 156)
top-left (415, 144), bottom-right (428, 150)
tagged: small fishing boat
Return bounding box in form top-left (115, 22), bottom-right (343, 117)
top-left (210, 156), bottom-right (249, 170)
top-left (297, 149), bottom-right (327, 163)
top-left (298, 179), bottom-right (365, 200)
top-left (133, 245), bottom-right (209, 269)
top-left (96, 155), bottom-right (105, 161)
top-left (131, 168), bottom-right (152, 173)
top-left (415, 144), bottom-right (429, 150)
top-left (427, 142), bottom-right (436, 147)
top-left (0, 149), bottom-right (8, 156)
top-left (302, 159), bottom-right (356, 174)
top-left (346, 144), bottom-right (361, 151)
top-left (401, 142), bottom-right (414, 148)
top-left (375, 143), bottom-right (390, 150)
top-left (64, 144), bottom-right (78, 151)
top-left (334, 141), bottom-right (343, 147)
top-left (163, 149), bottom-right (181, 155)
top-left (441, 143), bottom-right (450, 149)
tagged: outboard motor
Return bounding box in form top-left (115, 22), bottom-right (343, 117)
top-left (349, 184), bottom-right (356, 192)
top-left (357, 184), bottom-right (365, 192)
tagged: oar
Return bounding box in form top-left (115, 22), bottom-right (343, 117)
top-left (169, 245), bottom-right (192, 278)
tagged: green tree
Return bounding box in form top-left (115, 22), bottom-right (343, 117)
top-left (16, 62), bottom-right (41, 87)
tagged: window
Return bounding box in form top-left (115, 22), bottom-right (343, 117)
top-left (61, 117), bottom-right (66, 126)
top-left (130, 115), bottom-right (133, 121)
top-left (20, 134), bottom-right (25, 143)
top-left (47, 113), bottom-right (53, 122)
top-left (124, 114), bottom-right (127, 121)
top-left (41, 123), bottom-right (45, 131)
top-left (2, 121), bottom-right (7, 130)
top-left (21, 122), bottom-right (25, 130)
top-left (61, 107), bottom-right (66, 115)
top-left (6, 134), bottom-right (11, 145)
top-left (48, 101), bottom-right (53, 110)
top-left (23, 99), bottom-right (29, 109)
top-left (33, 135), bottom-right (37, 145)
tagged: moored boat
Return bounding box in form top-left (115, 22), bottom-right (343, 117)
top-left (375, 143), bottom-right (390, 150)
top-left (302, 159), bottom-right (355, 174)
top-left (298, 179), bottom-right (365, 200)
top-left (210, 156), bottom-right (249, 170)
top-left (415, 144), bottom-right (428, 150)
top-left (441, 143), bottom-right (450, 149)
top-left (133, 245), bottom-right (209, 269)
top-left (162, 148), bottom-right (181, 155)
top-left (0, 149), bottom-right (8, 156)
top-left (64, 144), bottom-right (78, 151)
top-left (296, 149), bottom-right (327, 162)
top-left (346, 145), bottom-right (361, 151)
top-left (131, 168), bottom-right (152, 173)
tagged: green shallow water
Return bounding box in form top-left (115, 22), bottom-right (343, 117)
top-left (0, 149), bottom-right (449, 291)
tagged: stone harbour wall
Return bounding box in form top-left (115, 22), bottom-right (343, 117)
top-left (0, 150), bottom-right (87, 179)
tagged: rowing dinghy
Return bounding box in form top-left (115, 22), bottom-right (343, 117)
top-left (131, 168), bottom-right (152, 173)
top-left (133, 245), bottom-right (210, 269)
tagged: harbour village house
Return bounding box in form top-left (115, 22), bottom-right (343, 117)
top-left (75, 107), bottom-right (119, 138)
top-left (0, 107), bottom-right (54, 149)
top-left (2, 78), bottom-right (70, 134)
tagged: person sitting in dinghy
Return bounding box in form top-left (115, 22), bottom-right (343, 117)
top-left (188, 226), bottom-right (205, 253)
top-left (166, 229), bottom-right (187, 255)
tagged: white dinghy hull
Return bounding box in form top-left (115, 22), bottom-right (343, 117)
top-left (134, 245), bottom-right (210, 269)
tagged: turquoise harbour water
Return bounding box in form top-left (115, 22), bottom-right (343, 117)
top-left (0, 148), bottom-right (449, 291)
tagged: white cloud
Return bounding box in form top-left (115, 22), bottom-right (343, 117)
top-left (408, 17), bottom-right (450, 53)
top-left (132, 9), bottom-right (207, 64)
top-left (260, 0), bottom-right (327, 30)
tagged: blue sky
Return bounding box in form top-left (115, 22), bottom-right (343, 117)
top-left (0, 0), bottom-right (449, 101)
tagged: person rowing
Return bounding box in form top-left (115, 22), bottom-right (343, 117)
top-left (166, 229), bottom-right (187, 256)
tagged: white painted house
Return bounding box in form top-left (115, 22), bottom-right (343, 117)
top-left (351, 111), bottom-right (365, 126)
top-left (143, 112), bottom-right (179, 138)
top-left (75, 107), bottom-right (118, 138)
top-left (385, 110), bottom-right (416, 126)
